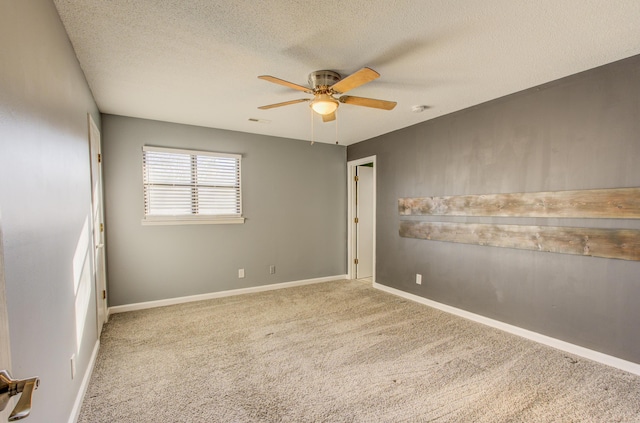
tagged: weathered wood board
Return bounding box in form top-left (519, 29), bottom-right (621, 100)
top-left (399, 187), bottom-right (640, 219)
top-left (399, 221), bottom-right (640, 261)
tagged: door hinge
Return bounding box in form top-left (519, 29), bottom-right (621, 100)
top-left (97, 153), bottom-right (102, 163)
top-left (354, 175), bottom-right (359, 182)
top-left (354, 258), bottom-right (359, 265)
top-left (100, 223), bottom-right (104, 232)
top-left (102, 290), bottom-right (106, 300)
top-left (354, 217), bottom-right (359, 223)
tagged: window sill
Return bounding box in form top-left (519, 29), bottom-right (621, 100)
top-left (141, 217), bottom-right (245, 226)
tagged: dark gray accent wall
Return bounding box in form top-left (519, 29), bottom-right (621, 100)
top-left (348, 55), bottom-right (640, 364)
top-left (0, 1), bottom-right (101, 422)
top-left (102, 115), bottom-right (346, 306)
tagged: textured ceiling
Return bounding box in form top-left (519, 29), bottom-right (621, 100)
top-left (53, 1), bottom-right (640, 145)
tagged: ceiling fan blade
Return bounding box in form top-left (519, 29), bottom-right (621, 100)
top-left (339, 95), bottom-right (397, 110)
top-left (258, 75), bottom-right (312, 93)
top-left (330, 67), bottom-right (380, 94)
top-left (322, 112), bottom-right (336, 123)
top-left (258, 98), bottom-right (310, 110)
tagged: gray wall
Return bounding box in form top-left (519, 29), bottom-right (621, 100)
top-left (348, 55), bottom-right (640, 364)
top-left (0, 1), bottom-right (102, 422)
top-left (102, 115), bottom-right (346, 306)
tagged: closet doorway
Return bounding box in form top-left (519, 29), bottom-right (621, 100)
top-left (347, 156), bottom-right (376, 281)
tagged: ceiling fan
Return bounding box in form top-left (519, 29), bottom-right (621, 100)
top-left (258, 67), bottom-right (397, 122)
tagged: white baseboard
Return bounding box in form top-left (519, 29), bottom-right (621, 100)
top-left (109, 274), bottom-right (348, 315)
top-left (68, 340), bottom-right (100, 423)
top-left (373, 282), bottom-right (640, 376)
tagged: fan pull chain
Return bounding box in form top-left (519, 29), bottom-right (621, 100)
top-left (335, 111), bottom-right (339, 144)
top-left (310, 107), bottom-right (315, 145)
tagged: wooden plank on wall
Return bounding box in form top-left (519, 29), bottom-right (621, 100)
top-left (398, 187), bottom-right (640, 219)
top-left (399, 221), bottom-right (640, 261)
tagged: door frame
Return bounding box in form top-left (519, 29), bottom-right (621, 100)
top-left (88, 114), bottom-right (108, 334)
top-left (347, 155), bottom-right (376, 282)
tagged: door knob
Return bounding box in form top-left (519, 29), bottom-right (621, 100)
top-left (0, 370), bottom-right (39, 421)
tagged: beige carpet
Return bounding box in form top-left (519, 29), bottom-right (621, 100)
top-left (78, 280), bottom-right (640, 422)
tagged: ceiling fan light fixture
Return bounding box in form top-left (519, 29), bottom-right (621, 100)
top-left (258, 67), bottom-right (395, 119)
top-left (310, 94), bottom-right (339, 115)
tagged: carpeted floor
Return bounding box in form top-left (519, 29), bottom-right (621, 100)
top-left (78, 279), bottom-right (640, 422)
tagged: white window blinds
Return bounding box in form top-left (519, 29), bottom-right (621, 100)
top-left (142, 146), bottom-right (243, 224)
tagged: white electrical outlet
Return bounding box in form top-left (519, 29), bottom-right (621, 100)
top-left (238, 268), bottom-right (245, 278)
top-left (269, 265), bottom-right (276, 274)
top-left (70, 354), bottom-right (76, 379)
top-left (416, 274), bottom-right (422, 285)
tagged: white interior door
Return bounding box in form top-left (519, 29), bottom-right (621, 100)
top-left (89, 115), bottom-right (108, 335)
top-left (0, 212), bottom-right (13, 421)
top-left (356, 165), bottom-right (374, 279)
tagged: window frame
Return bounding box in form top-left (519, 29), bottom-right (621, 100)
top-left (141, 146), bottom-right (244, 225)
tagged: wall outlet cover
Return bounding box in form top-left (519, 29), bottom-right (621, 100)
top-left (416, 274), bottom-right (422, 285)
top-left (238, 269), bottom-right (245, 278)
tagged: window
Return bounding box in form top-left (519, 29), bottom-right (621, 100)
top-left (142, 146), bottom-right (244, 224)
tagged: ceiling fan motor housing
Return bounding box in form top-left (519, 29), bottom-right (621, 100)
top-left (308, 70), bottom-right (341, 91)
